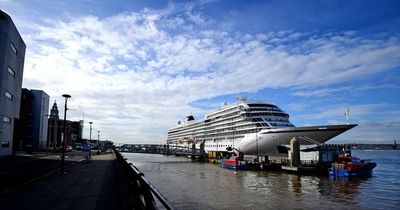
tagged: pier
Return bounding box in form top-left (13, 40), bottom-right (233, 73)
top-left (116, 143), bottom-right (206, 160)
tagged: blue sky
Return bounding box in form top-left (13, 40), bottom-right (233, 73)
top-left (1, 0), bottom-right (399, 144)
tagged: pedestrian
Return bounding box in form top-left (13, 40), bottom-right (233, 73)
top-left (82, 141), bottom-right (89, 159)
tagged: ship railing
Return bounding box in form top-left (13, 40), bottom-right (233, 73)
top-left (114, 149), bottom-right (175, 210)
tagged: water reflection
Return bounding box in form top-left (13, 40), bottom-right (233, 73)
top-left (288, 175), bottom-right (302, 195)
top-left (321, 176), bottom-right (371, 207)
top-left (329, 176), bottom-right (365, 194)
top-left (123, 152), bottom-right (398, 210)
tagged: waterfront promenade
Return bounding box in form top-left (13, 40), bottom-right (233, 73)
top-left (0, 152), bottom-right (121, 210)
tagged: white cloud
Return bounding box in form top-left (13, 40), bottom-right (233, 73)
top-left (285, 103), bottom-right (308, 112)
top-left (18, 8), bottom-right (400, 143)
top-left (292, 86), bottom-right (352, 97)
top-left (292, 84), bottom-right (400, 97)
top-left (302, 103), bottom-right (392, 120)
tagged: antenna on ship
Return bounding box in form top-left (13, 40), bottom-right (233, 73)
top-left (344, 106), bottom-right (350, 125)
top-left (236, 96), bottom-right (247, 104)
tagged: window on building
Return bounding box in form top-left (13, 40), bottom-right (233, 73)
top-left (10, 42), bottom-right (17, 54)
top-left (8, 66), bottom-right (15, 77)
top-left (2, 116), bottom-right (11, 124)
top-left (5, 91), bottom-right (13, 100)
top-left (1, 141), bottom-right (10, 148)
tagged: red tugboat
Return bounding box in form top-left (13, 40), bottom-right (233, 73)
top-left (329, 154), bottom-right (377, 177)
top-left (221, 154), bottom-right (251, 170)
top-left (221, 148), bottom-right (253, 170)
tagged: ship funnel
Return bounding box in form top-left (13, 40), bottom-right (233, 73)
top-left (186, 115), bottom-right (195, 122)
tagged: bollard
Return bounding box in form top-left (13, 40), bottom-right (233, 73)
top-left (191, 143), bottom-right (196, 160)
top-left (199, 141), bottom-right (205, 161)
top-left (290, 137), bottom-right (300, 167)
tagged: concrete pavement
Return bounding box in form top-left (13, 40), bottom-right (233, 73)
top-left (0, 153), bottom-right (121, 210)
top-left (0, 151), bottom-right (85, 194)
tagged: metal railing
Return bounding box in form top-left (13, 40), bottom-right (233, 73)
top-left (114, 150), bottom-right (175, 210)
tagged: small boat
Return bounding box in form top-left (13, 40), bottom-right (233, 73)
top-left (329, 155), bottom-right (377, 177)
top-left (221, 154), bottom-right (251, 170)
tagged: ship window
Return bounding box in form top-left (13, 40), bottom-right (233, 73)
top-left (10, 42), bottom-right (17, 54)
top-left (8, 66), bottom-right (15, 77)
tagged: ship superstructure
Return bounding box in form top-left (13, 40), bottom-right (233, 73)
top-left (167, 97), bottom-right (356, 155)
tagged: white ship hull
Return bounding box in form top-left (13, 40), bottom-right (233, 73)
top-left (235, 124), bottom-right (357, 155)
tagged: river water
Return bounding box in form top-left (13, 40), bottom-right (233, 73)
top-left (123, 150), bottom-right (400, 210)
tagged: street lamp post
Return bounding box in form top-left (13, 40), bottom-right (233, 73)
top-left (233, 128), bottom-right (235, 149)
top-left (256, 129), bottom-right (259, 162)
top-left (61, 94), bottom-right (71, 175)
top-left (89, 122), bottom-right (93, 158)
top-left (44, 114), bottom-right (52, 156)
top-left (97, 130), bottom-right (100, 148)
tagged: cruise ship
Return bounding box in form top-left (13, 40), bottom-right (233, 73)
top-left (167, 97), bottom-right (356, 156)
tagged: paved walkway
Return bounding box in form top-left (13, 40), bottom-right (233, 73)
top-left (0, 154), bottom-right (121, 210)
top-left (0, 152), bottom-right (85, 194)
